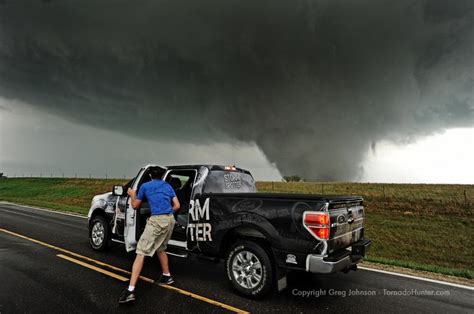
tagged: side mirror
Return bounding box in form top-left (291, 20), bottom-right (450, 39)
top-left (112, 185), bottom-right (124, 196)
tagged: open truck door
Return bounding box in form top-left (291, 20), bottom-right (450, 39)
top-left (123, 168), bottom-right (144, 251)
top-left (124, 194), bottom-right (137, 252)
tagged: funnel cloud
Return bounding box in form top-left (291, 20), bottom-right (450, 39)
top-left (0, 0), bottom-right (473, 180)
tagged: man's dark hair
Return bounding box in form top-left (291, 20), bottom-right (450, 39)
top-left (149, 167), bottom-right (166, 179)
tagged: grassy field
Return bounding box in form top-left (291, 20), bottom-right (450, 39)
top-left (0, 178), bottom-right (473, 279)
top-left (0, 178), bottom-right (127, 215)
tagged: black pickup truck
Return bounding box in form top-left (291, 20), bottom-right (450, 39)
top-left (87, 164), bottom-right (371, 298)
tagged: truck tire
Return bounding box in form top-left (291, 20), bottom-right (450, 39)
top-left (225, 240), bottom-right (273, 298)
top-left (89, 215), bottom-right (110, 251)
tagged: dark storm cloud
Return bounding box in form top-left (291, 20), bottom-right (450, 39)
top-left (0, 0), bottom-right (473, 180)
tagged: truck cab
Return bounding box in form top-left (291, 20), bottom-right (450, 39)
top-left (89, 165), bottom-right (256, 254)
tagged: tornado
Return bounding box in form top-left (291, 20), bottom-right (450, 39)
top-left (0, 0), bottom-right (472, 180)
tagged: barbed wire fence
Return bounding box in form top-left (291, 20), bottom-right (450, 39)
top-left (1, 172), bottom-right (130, 180)
top-left (260, 181), bottom-right (472, 206)
top-left (0, 172), bottom-right (471, 205)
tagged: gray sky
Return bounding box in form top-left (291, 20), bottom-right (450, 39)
top-left (0, 0), bottom-right (473, 183)
top-left (0, 99), bottom-right (282, 180)
top-left (1, 97), bottom-right (473, 183)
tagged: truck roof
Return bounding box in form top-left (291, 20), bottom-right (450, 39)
top-left (141, 164), bottom-right (252, 175)
top-left (165, 164), bottom-right (252, 175)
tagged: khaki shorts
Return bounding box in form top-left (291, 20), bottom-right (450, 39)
top-left (136, 214), bottom-right (175, 257)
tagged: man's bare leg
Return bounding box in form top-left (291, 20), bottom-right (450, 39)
top-left (157, 251), bottom-right (170, 274)
top-left (129, 254), bottom-right (145, 287)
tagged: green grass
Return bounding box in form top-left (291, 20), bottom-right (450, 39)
top-left (1, 178), bottom-right (473, 279)
top-left (0, 178), bottom-right (127, 215)
top-left (365, 256), bottom-right (473, 279)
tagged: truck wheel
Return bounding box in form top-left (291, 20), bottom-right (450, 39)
top-left (89, 215), bottom-right (109, 251)
top-left (225, 240), bottom-right (273, 298)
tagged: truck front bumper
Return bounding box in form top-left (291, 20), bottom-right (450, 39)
top-left (306, 239), bottom-right (371, 274)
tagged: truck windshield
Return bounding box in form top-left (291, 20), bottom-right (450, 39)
top-left (203, 170), bottom-right (257, 194)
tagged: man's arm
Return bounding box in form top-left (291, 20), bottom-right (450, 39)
top-left (127, 188), bottom-right (142, 209)
top-left (171, 196), bottom-right (180, 211)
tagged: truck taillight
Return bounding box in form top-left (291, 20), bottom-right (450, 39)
top-left (303, 211), bottom-right (330, 240)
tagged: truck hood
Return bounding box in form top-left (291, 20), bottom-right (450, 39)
top-left (92, 192), bottom-right (112, 203)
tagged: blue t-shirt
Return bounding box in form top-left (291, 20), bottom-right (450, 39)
top-left (136, 180), bottom-right (176, 216)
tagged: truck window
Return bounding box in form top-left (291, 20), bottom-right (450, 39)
top-left (136, 166), bottom-right (166, 192)
top-left (123, 178), bottom-right (134, 190)
top-left (203, 171), bottom-right (256, 194)
top-left (165, 170), bottom-right (197, 214)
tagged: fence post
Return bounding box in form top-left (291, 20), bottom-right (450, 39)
top-left (383, 185), bottom-right (386, 199)
top-left (272, 181), bottom-right (274, 191)
top-left (321, 183), bottom-right (324, 194)
top-left (464, 190), bottom-right (468, 205)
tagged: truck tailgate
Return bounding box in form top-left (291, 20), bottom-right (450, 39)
top-left (327, 200), bottom-right (365, 253)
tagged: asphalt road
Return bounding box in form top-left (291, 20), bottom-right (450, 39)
top-left (0, 202), bottom-right (472, 313)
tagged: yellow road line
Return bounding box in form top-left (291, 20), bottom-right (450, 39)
top-left (157, 283), bottom-right (249, 314)
top-left (0, 227), bottom-right (152, 283)
top-left (57, 254), bottom-right (129, 281)
top-left (0, 227), bottom-right (249, 314)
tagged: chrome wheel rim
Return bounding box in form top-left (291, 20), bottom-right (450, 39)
top-left (232, 250), bottom-right (263, 289)
top-left (91, 221), bottom-right (105, 246)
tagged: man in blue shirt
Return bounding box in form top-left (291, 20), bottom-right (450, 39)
top-left (119, 167), bottom-right (180, 304)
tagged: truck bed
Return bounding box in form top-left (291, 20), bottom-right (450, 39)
top-left (203, 192), bottom-right (363, 203)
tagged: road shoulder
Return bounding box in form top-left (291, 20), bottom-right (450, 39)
top-left (360, 261), bottom-right (474, 288)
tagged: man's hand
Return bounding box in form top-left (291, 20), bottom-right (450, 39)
top-left (171, 196), bottom-right (180, 211)
top-left (127, 188), bottom-right (136, 197)
top-left (127, 188), bottom-right (141, 209)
